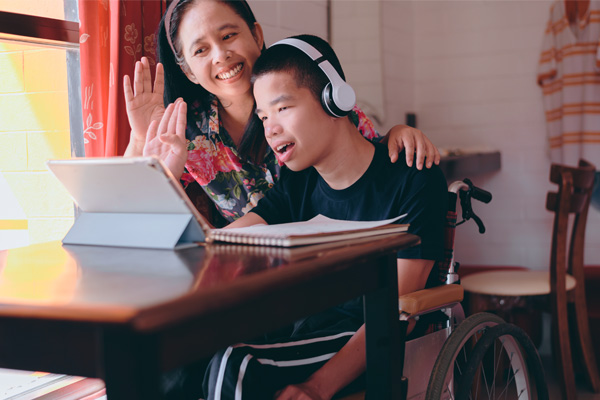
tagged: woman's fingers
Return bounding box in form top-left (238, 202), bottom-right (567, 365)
top-left (387, 135), bottom-right (400, 164)
top-left (175, 100), bottom-right (187, 141)
top-left (154, 63), bottom-right (165, 96)
top-left (402, 134), bottom-right (416, 168)
top-left (133, 59), bottom-right (144, 97)
top-left (166, 99), bottom-right (181, 138)
top-left (123, 74), bottom-right (134, 104)
top-left (429, 140), bottom-right (441, 167)
top-left (146, 119), bottom-right (159, 146)
top-left (414, 133), bottom-right (427, 170)
top-left (141, 57), bottom-right (152, 94)
top-left (157, 102), bottom-right (176, 137)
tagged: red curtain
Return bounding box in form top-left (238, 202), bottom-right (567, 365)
top-left (78, 0), bottom-right (166, 157)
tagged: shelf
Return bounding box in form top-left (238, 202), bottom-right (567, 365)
top-left (439, 151), bottom-right (501, 181)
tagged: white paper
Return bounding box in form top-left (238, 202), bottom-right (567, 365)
top-left (220, 214), bottom-right (407, 237)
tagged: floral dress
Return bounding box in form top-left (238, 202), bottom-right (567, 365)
top-left (180, 97), bottom-right (380, 223)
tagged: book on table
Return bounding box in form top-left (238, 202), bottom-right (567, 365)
top-left (47, 157), bottom-right (409, 249)
top-left (210, 214), bottom-right (408, 247)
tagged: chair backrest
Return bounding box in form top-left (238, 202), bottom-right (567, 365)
top-left (546, 159), bottom-right (596, 296)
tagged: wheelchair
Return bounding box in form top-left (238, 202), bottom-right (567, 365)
top-left (342, 180), bottom-right (549, 400)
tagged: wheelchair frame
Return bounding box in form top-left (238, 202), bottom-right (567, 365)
top-left (345, 180), bottom-right (549, 400)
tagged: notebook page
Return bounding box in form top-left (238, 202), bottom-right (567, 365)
top-left (220, 214), bottom-right (407, 237)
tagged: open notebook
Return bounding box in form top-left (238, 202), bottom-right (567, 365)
top-left (47, 157), bottom-right (408, 249)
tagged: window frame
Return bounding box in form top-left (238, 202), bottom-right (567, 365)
top-left (0, 3), bottom-right (84, 157)
top-left (0, 11), bottom-right (78, 44)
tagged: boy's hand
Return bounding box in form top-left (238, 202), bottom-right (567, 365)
top-left (275, 382), bottom-right (326, 400)
top-left (123, 57), bottom-right (166, 156)
top-left (383, 124), bottom-right (441, 170)
top-left (143, 98), bottom-right (188, 180)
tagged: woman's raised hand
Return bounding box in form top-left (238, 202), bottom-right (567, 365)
top-left (123, 56), bottom-right (166, 156)
top-left (143, 98), bottom-right (188, 180)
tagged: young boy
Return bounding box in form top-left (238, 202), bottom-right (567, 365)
top-left (197, 35), bottom-right (448, 400)
top-left (157, 34), bottom-right (447, 400)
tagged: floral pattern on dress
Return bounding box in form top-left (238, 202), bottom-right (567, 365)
top-left (181, 98), bottom-right (379, 223)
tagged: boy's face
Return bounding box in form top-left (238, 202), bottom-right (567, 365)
top-left (254, 71), bottom-right (334, 171)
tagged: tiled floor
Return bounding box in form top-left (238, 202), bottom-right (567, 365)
top-left (535, 312), bottom-right (600, 400)
top-left (542, 351), bottom-right (600, 400)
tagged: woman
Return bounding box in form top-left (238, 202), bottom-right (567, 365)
top-left (123, 0), bottom-right (440, 224)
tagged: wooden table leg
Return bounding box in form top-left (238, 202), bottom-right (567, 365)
top-left (102, 330), bottom-right (163, 400)
top-left (364, 254), bottom-right (404, 400)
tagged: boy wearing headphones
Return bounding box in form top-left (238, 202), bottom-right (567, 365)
top-left (195, 35), bottom-right (448, 400)
top-left (159, 34), bottom-right (446, 400)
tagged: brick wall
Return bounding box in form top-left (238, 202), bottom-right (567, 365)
top-left (0, 41), bottom-right (73, 250)
top-left (249, 0), bottom-right (328, 45)
top-left (412, 0), bottom-right (600, 268)
top-left (331, 1), bottom-right (386, 129)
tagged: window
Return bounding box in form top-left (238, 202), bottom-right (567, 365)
top-left (0, 0), bottom-right (81, 250)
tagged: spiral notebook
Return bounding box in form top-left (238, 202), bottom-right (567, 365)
top-left (210, 214), bottom-right (408, 247)
top-left (47, 157), bottom-right (408, 249)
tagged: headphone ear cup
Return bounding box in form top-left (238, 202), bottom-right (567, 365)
top-left (321, 83), bottom-right (337, 117)
top-left (321, 82), bottom-right (354, 118)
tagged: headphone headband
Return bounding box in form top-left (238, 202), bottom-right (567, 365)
top-left (270, 38), bottom-right (356, 117)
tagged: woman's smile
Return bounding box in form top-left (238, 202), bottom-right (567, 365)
top-left (216, 63), bottom-right (244, 80)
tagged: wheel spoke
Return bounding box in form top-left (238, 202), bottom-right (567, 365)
top-left (475, 364), bottom-right (481, 400)
top-left (445, 382), bottom-right (455, 400)
top-left (492, 340), bottom-right (498, 399)
top-left (480, 355), bottom-right (492, 399)
top-left (497, 367), bottom-right (518, 399)
top-left (501, 350), bottom-right (516, 400)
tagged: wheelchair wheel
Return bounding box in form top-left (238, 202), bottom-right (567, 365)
top-left (455, 323), bottom-right (548, 400)
top-left (425, 312), bottom-right (504, 400)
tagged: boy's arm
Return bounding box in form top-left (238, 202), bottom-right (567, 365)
top-left (275, 258), bottom-right (434, 400)
top-left (225, 212), bottom-right (267, 229)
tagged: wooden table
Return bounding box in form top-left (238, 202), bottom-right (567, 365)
top-left (0, 234), bottom-right (419, 399)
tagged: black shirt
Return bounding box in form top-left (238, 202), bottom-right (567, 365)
top-left (251, 142), bottom-right (448, 261)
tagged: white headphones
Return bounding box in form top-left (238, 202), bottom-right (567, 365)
top-left (270, 38), bottom-right (356, 118)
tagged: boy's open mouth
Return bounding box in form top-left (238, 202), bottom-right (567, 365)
top-left (274, 141), bottom-right (296, 164)
top-left (275, 142), bottom-right (295, 154)
top-left (217, 63), bottom-right (243, 80)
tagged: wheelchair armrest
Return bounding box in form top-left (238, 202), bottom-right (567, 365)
top-left (398, 284), bottom-right (464, 317)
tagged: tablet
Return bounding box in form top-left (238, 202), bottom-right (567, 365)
top-left (47, 157), bottom-right (210, 249)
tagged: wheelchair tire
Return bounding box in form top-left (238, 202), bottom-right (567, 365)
top-left (425, 312), bottom-right (505, 400)
top-left (455, 323), bottom-right (548, 400)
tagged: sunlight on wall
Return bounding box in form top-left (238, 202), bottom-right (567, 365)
top-left (0, 0), bottom-right (64, 20)
top-left (0, 37), bottom-right (74, 250)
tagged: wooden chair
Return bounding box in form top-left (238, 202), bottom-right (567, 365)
top-left (461, 159), bottom-right (600, 400)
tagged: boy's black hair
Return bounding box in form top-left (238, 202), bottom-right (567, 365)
top-left (252, 34), bottom-right (347, 105)
top-left (239, 35), bottom-right (347, 162)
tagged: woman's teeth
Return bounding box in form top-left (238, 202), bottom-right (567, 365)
top-left (217, 63), bottom-right (243, 80)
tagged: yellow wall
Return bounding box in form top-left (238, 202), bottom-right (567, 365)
top-left (0, 0), bottom-right (75, 249)
top-left (0, 0), bottom-right (65, 20)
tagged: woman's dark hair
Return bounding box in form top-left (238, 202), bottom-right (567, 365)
top-left (158, 0), bottom-right (265, 110)
top-left (239, 34), bottom-right (346, 162)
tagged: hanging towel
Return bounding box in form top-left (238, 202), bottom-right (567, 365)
top-left (537, 0), bottom-right (600, 166)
